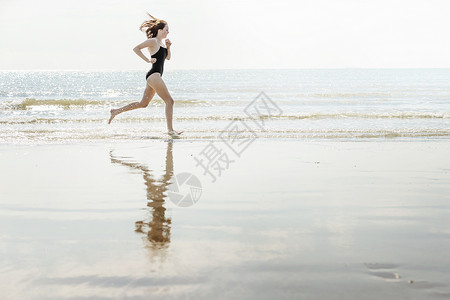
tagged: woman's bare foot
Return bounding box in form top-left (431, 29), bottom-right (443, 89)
top-left (168, 130), bottom-right (184, 136)
top-left (108, 109), bottom-right (118, 124)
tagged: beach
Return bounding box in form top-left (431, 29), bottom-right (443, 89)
top-left (1, 139), bottom-right (449, 299)
top-left (1, 68), bottom-right (450, 298)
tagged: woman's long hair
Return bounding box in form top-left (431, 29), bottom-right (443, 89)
top-left (139, 13), bottom-right (167, 39)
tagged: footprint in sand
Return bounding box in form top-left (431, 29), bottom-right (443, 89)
top-left (364, 262), bottom-right (450, 297)
top-left (364, 263), bottom-right (401, 280)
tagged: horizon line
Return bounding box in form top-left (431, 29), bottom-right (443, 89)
top-left (2, 67), bottom-right (450, 72)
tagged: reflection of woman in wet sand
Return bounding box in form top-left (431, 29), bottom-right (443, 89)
top-left (109, 141), bottom-right (173, 249)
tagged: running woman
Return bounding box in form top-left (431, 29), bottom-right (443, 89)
top-left (108, 13), bottom-right (182, 136)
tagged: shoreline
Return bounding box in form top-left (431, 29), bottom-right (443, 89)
top-left (2, 135), bottom-right (450, 147)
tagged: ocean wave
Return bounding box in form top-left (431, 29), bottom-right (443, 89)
top-left (0, 98), bottom-right (214, 110)
top-left (14, 98), bottom-right (104, 109)
top-left (280, 112), bottom-right (450, 119)
top-left (1, 111), bottom-right (449, 125)
top-left (308, 92), bottom-right (393, 98)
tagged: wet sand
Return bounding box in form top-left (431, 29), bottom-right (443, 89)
top-left (1, 139), bottom-right (450, 299)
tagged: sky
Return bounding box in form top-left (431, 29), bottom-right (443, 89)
top-left (1, 0), bottom-right (450, 70)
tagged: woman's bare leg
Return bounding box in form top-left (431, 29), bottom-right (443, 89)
top-left (108, 84), bottom-right (156, 124)
top-left (147, 73), bottom-right (178, 133)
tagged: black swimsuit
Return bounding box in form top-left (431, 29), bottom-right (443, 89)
top-left (146, 46), bottom-right (167, 79)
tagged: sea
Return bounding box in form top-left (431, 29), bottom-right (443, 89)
top-left (1, 69), bottom-right (449, 143)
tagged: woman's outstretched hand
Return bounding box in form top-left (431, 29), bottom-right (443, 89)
top-left (165, 39), bottom-right (172, 48)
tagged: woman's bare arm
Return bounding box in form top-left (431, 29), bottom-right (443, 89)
top-left (133, 39), bottom-right (157, 63)
top-left (165, 39), bottom-right (172, 60)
